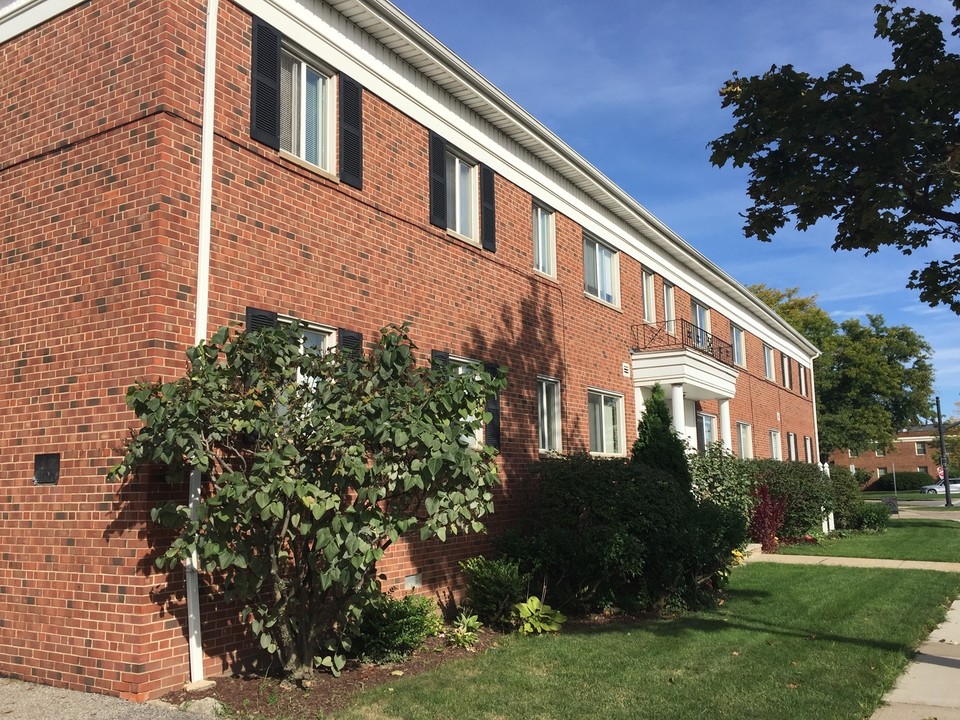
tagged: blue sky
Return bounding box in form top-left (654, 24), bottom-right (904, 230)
top-left (393, 0), bottom-right (960, 418)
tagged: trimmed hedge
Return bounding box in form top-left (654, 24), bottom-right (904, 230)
top-left (744, 460), bottom-right (832, 538)
top-left (873, 470), bottom-right (934, 491)
top-left (514, 454), bottom-right (746, 613)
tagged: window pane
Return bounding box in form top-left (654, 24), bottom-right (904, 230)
top-left (597, 245), bottom-right (614, 303)
top-left (583, 238), bottom-right (598, 296)
top-left (280, 52), bottom-right (299, 155)
top-left (304, 66), bottom-right (323, 165)
top-left (588, 393), bottom-right (603, 453)
top-left (533, 206), bottom-right (553, 275)
top-left (445, 153), bottom-right (457, 230)
top-left (458, 158), bottom-right (473, 234)
top-left (663, 284), bottom-right (675, 334)
top-left (538, 379), bottom-right (560, 452)
top-left (603, 395), bottom-right (620, 453)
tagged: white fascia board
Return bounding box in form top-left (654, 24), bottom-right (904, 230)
top-left (0, 0), bottom-right (86, 43)
top-left (235, 0), bottom-right (817, 362)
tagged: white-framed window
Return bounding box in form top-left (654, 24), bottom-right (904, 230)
top-left (781, 354), bottom-right (793, 389)
top-left (916, 441), bottom-right (927, 455)
top-left (537, 377), bottom-right (562, 453)
top-left (848, 449), bottom-right (859, 458)
top-left (532, 203), bottom-right (555, 277)
top-left (798, 365), bottom-right (808, 396)
top-left (450, 356), bottom-right (485, 448)
top-left (280, 46), bottom-right (333, 169)
top-left (769, 429), bottom-right (782, 461)
top-left (730, 323), bottom-right (746, 367)
top-left (737, 422), bottom-right (753, 460)
top-left (696, 413), bottom-right (717, 451)
top-left (690, 299), bottom-right (712, 352)
top-left (588, 389), bottom-right (624, 455)
top-left (804, 435), bottom-right (814, 463)
top-left (875, 447), bottom-right (886, 457)
top-left (583, 234), bottom-right (619, 306)
top-left (445, 147), bottom-right (478, 239)
top-left (663, 282), bottom-right (676, 335)
top-left (877, 467), bottom-right (888, 477)
top-left (787, 432), bottom-right (798, 461)
top-left (642, 271), bottom-right (656, 323)
top-left (919, 466), bottom-right (929, 474)
top-left (763, 345), bottom-right (776, 381)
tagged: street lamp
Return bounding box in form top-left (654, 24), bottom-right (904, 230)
top-left (935, 397), bottom-right (958, 507)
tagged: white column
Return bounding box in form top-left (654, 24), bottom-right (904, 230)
top-left (719, 398), bottom-right (732, 452)
top-left (670, 384), bottom-right (685, 434)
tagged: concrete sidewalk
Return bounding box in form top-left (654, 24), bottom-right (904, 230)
top-left (747, 549), bottom-right (960, 719)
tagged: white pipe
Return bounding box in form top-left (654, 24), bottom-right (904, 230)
top-left (186, 0), bottom-right (221, 685)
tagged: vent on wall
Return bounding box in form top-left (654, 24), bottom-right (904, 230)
top-left (34, 453), bottom-right (60, 485)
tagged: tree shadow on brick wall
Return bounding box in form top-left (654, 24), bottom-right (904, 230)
top-left (103, 466), bottom-right (267, 678)
top-left (400, 276), bottom-right (583, 610)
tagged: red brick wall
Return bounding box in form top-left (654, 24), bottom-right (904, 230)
top-left (0, 0), bottom-right (819, 699)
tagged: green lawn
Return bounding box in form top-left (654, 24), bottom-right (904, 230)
top-left (331, 565), bottom-right (959, 720)
top-left (861, 490), bottom-right (939, 501)
top-left (779, 519), bottom-right (960, 562)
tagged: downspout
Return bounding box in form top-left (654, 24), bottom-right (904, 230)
top-left (186, 0), bottom-right (220, 685)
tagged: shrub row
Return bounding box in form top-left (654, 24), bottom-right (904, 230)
top-left (872, 470), bottom-right (934, 491)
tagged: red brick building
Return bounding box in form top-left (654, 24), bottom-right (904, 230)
top-left (829, 427), bottom-right (939, 485)
top-left (0, 0), bottom-right (820, 699)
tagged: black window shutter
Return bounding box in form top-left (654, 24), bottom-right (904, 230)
top-left (246, 307), bottom-right (278, 332)
top-left (431, 349), bottom-right (450, 366)
top-left (338, 328), bottom-right (363, 354)
top-left (483, 362), bottom-right (501, 450)
top-left (428, 131), bottom-right (447, 228)
top-left (339, 73), bottom-right (363, 189)
top-left (250, 17), bottom-right (281, 150)
top-left (480, 164), bottom-right (496, 252)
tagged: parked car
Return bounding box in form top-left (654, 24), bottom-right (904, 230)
top-left (921, 479), bottom-right (960, 494)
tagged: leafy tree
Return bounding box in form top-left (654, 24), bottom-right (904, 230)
top-left (632, 383), bottom-right (692, 485)
top-left (752, 286), bottom-right (933, 453)
top-left (748, 284), bottom-right (837, 349)
top-left (711, 2), bottom-right (960, 313)
top-left (108, 322), bottom-right (504, 677)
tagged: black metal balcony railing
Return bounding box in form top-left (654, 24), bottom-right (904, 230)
top-left (631, 319), bottom-right (734, 367)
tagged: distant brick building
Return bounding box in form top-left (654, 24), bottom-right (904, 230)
top-left (829, 427), bottom-right (939, 485)
top-left (1, 0), bottom-right (819, 700)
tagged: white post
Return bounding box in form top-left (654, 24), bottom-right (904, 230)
top-left (719, 398), bottom-right (732, 452)
top-left (670, 384), bottom-right (685, 434)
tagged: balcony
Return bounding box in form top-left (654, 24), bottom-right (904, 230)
top-left (632, 320), bottom-right (734, 368)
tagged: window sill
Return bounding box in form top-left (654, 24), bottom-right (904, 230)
top-left (589, 451), bottom-right (627, 458)
top-left (278, 149), bottom-right (339, 184)
top-left (532, 268), bottom-right (558, 283)
top-left (445, 228), bottom-right (481, 247)
top-left (583, 292), bottom-right (621, 312)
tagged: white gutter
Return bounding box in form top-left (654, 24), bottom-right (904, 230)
top-left (186, 0), bottom-right (221, 685)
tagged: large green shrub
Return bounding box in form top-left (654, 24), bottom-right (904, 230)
top-left (829, 465), bottom-right (866, 530)
top-left (689, 443), bottom-right (757, 524)
top-left (632, 384), bottom-right (692, 485)
top-left (108, 322), bottom-right (503, 677)
top-left (351, 593), bottom-right (441, 664)
top-left (459, 556), bottom-right (530, 628)
top-left (873, 470), bottom-right (934, 491)
top-left (519, 454), bottom-right (745, 612)
top-left (744, 460), bottom-right (832, 538)
top-left (853, 502), bottom-right (891, 532)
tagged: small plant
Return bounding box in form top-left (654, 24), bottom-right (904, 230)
top-left (447, 611), bottom-right (482, 649)
top-left (351, 593), bottom-right (441, 664)
top-left (749, 484), bottom-right (786, 552)
top-left (459, 555), bottom-right (529, 628)
top-left (512, 596), bottom-right (566, 635)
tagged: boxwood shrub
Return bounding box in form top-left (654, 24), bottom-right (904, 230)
top-left (873, 470), bottom-right (934, 491)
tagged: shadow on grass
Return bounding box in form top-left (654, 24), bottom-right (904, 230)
top-left (559, 584), bottom-right (910, 655)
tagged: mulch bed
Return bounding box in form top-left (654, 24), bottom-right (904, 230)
top-left (159, 632), bottom-right (503, 718)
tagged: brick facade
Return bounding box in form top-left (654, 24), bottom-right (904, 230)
top-left (829, 427), bottom-right (939, 485)
top-left (0, 0), bottom-right (819, 699)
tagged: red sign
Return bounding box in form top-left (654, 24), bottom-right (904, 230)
top-left (938, 465), bottom-right (945, 480)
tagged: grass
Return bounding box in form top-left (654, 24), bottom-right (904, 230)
top-left (861, 490), bottom-right (940, 501)
top-left (330, 564), bottom-right (960, 720)
top-left (779, 519), bottom-right (960, 562)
